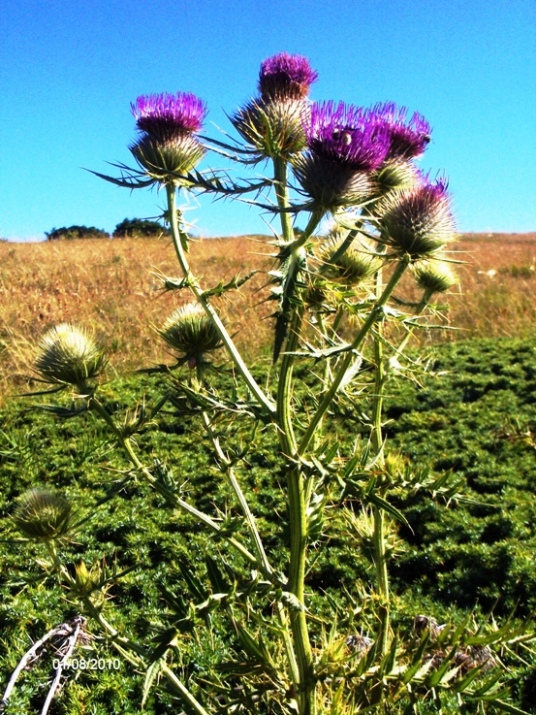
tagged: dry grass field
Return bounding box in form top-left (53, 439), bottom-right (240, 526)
top-left (1, 232), bottom-right (535, 404)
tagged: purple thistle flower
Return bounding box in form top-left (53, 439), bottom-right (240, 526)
top-left (131, 92), bottom-right (207, 141)
top-left (371, 102), bottom-right (431, 160)
top-left (259, 52), bottom-right (318, 100)
top-left (304, 101), bottom-right (391, 171)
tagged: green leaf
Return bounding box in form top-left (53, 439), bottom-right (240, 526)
top-left (201, 271), bottom-right (259, 299)
top-left (176, 559), bottom-right (207, 602)
top-left (366, 493), bottom-right (411, 529)
top-left (205, 555), bottom-right (229, 595)
top-left (483, 700), bottom-right (533, 715)
top-left (142, 658), bottom-right (164, 710)
top-left (234, 623), bottom-right (276, 672)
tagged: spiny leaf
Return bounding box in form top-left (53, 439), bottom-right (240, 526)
top-left (205, 555), bottom-right (229, 595)
top-left (142, 659), bottom-right (164, 710)
top-left (176, 560), bottom-right (207, 602)
top-left (234, 623), bottom-right (277, 672)
top-left (366, 493), bottom-right (411, 529)
top-left (201, 270), bottom-right (259, 299)
top-left (86, 164), bottom-right (155, 189)
top-left (33, 404), bottom-right (89, 418)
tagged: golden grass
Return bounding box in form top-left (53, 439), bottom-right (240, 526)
top-left (439, 232), bottom-right (536, 342)
top-left (1, 232), bottom-right (535, 404)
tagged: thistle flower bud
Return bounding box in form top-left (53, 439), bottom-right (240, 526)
top-left (258, 52), bottom-right (318, 101)
top-left (379, 179), bottom-right (456, 259)
top-left (158, 303), bottom-right (222, 366)
top-left (13, 487), bottom-right (72, 542)
top-left (231, 53), bottom-right (317, 159)
top-left (130, 134), bottom-right (205, 182)
top-left (302, 274), bottom-right (330, 311)
top-left (413, 259), bottom-right (457, 294)
top-left (73, 560), bottom-right (104, 596)
top-left (371, 161), bottom-right (421, 199)
top-left (293, 154), bottom-right (373, 212)
top-left (305, 102), bottom-right (391, 171)
top-left (231, 98), bottom-right (307, 159)
top-left (319, 235), bottom-right (383, 284)
top-left (34, 324), bottom-right (107, 387)
top-left (130, 92), bottom-right (207, 183)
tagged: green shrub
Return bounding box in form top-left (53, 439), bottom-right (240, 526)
top-left (113, 218), bottom-right (169, 238)
top-left (45, 225), bottom-right (110, 240)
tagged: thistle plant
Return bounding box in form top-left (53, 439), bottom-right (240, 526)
top-left (14, 53), bottom-right (532, 715)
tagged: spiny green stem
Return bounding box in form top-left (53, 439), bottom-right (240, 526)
top-left (274, 158), bottom-right (322, 715)
top-left (273, 157), bottom-right (294, 243)
top-left (370, 263), bottom-right (390, 657)
top-left (298, 257), bottom-right (410, 457)
top-left (199, 411), bottom-right (301, 692)
top-left (166, 184), bottom-right (276, 417)
top-left (201, 411), bottom-right (272, 576)
top-left (276, 304), bottom-right (303, 454)
top-left (372, 504), bottom-right (390, 656)
top-left (88, 397), bottom-right (265, 576)
top-left (272, 159), bottom-right (320, 715)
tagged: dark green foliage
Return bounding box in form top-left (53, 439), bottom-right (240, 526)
top-left (1, 339), bottom-right (535, 711)
top-left (113, 217), bottom-right (169, 238)
top-left (45, 225), bottom-right (111, 240)
top-left (384, 339), bottom-right (536, 619)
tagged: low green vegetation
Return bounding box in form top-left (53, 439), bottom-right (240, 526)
top-left (0, 337), bottom-right (535, 712)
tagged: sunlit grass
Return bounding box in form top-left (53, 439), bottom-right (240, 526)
top-left (1, 232), bottom-right (535, 405)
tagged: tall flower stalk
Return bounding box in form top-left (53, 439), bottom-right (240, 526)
top-left (15, 52), bottom-right (521, 715)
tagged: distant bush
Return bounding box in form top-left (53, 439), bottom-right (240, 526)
top-left (45, 225), bottom-right (110, 241)
top-left (113, 217), bottom-right (168, 238)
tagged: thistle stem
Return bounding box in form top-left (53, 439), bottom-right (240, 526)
top-left (88, 397), bottom-right (265, 576)
top-left (370, 263), bottom-right (390, 657)
top-left (298, 256), bottom-right (410, 457)
top-left (201, 411), bottom-right (272, 576)
top-left (273, 157), bottom-right (294, 243)
top-left (272, 158), bottom-right (319, 715)
top-left (165, 184), bottom-right (276, 417)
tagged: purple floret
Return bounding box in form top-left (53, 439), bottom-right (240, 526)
top-left (258, 52), bottom-right (318, 100)
top-left (417, 176), bottom-right (450, 205)
top-left (371, 102), bottom-right (431, 160)
top-left (304, 101), bottom-right (391, 171)
top-left (131, 92), bottom-right (207, 140)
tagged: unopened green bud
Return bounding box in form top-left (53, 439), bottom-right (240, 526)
top-left (13, 487), bottom-right (72, 542)
top-left (372, 161), bottom-right (420, 198)
top-left (414, 259), bottom-right (457, 294)
top-left (303, 274), bottom-right (330, 310)
top-left (130, 134), bottom-right (205, 184)
top-left (158, 303), bottom-right (222, 365)
top-left (73, 560), bottom-right (103, 595)
top-left (319, 235), bottom-right (382, 285)
top-left (231, 98), bottom-right (307, 158)
top-left (35, 324), bottom-right (107, 386)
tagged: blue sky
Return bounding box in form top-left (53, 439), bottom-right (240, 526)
top-left (1, 0), bottom-right (535, 240)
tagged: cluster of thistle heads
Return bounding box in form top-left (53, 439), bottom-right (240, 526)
top-left (29, 53), bottom-right (457, 396)
top-left (129, 52), bottom-right (456, 259)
